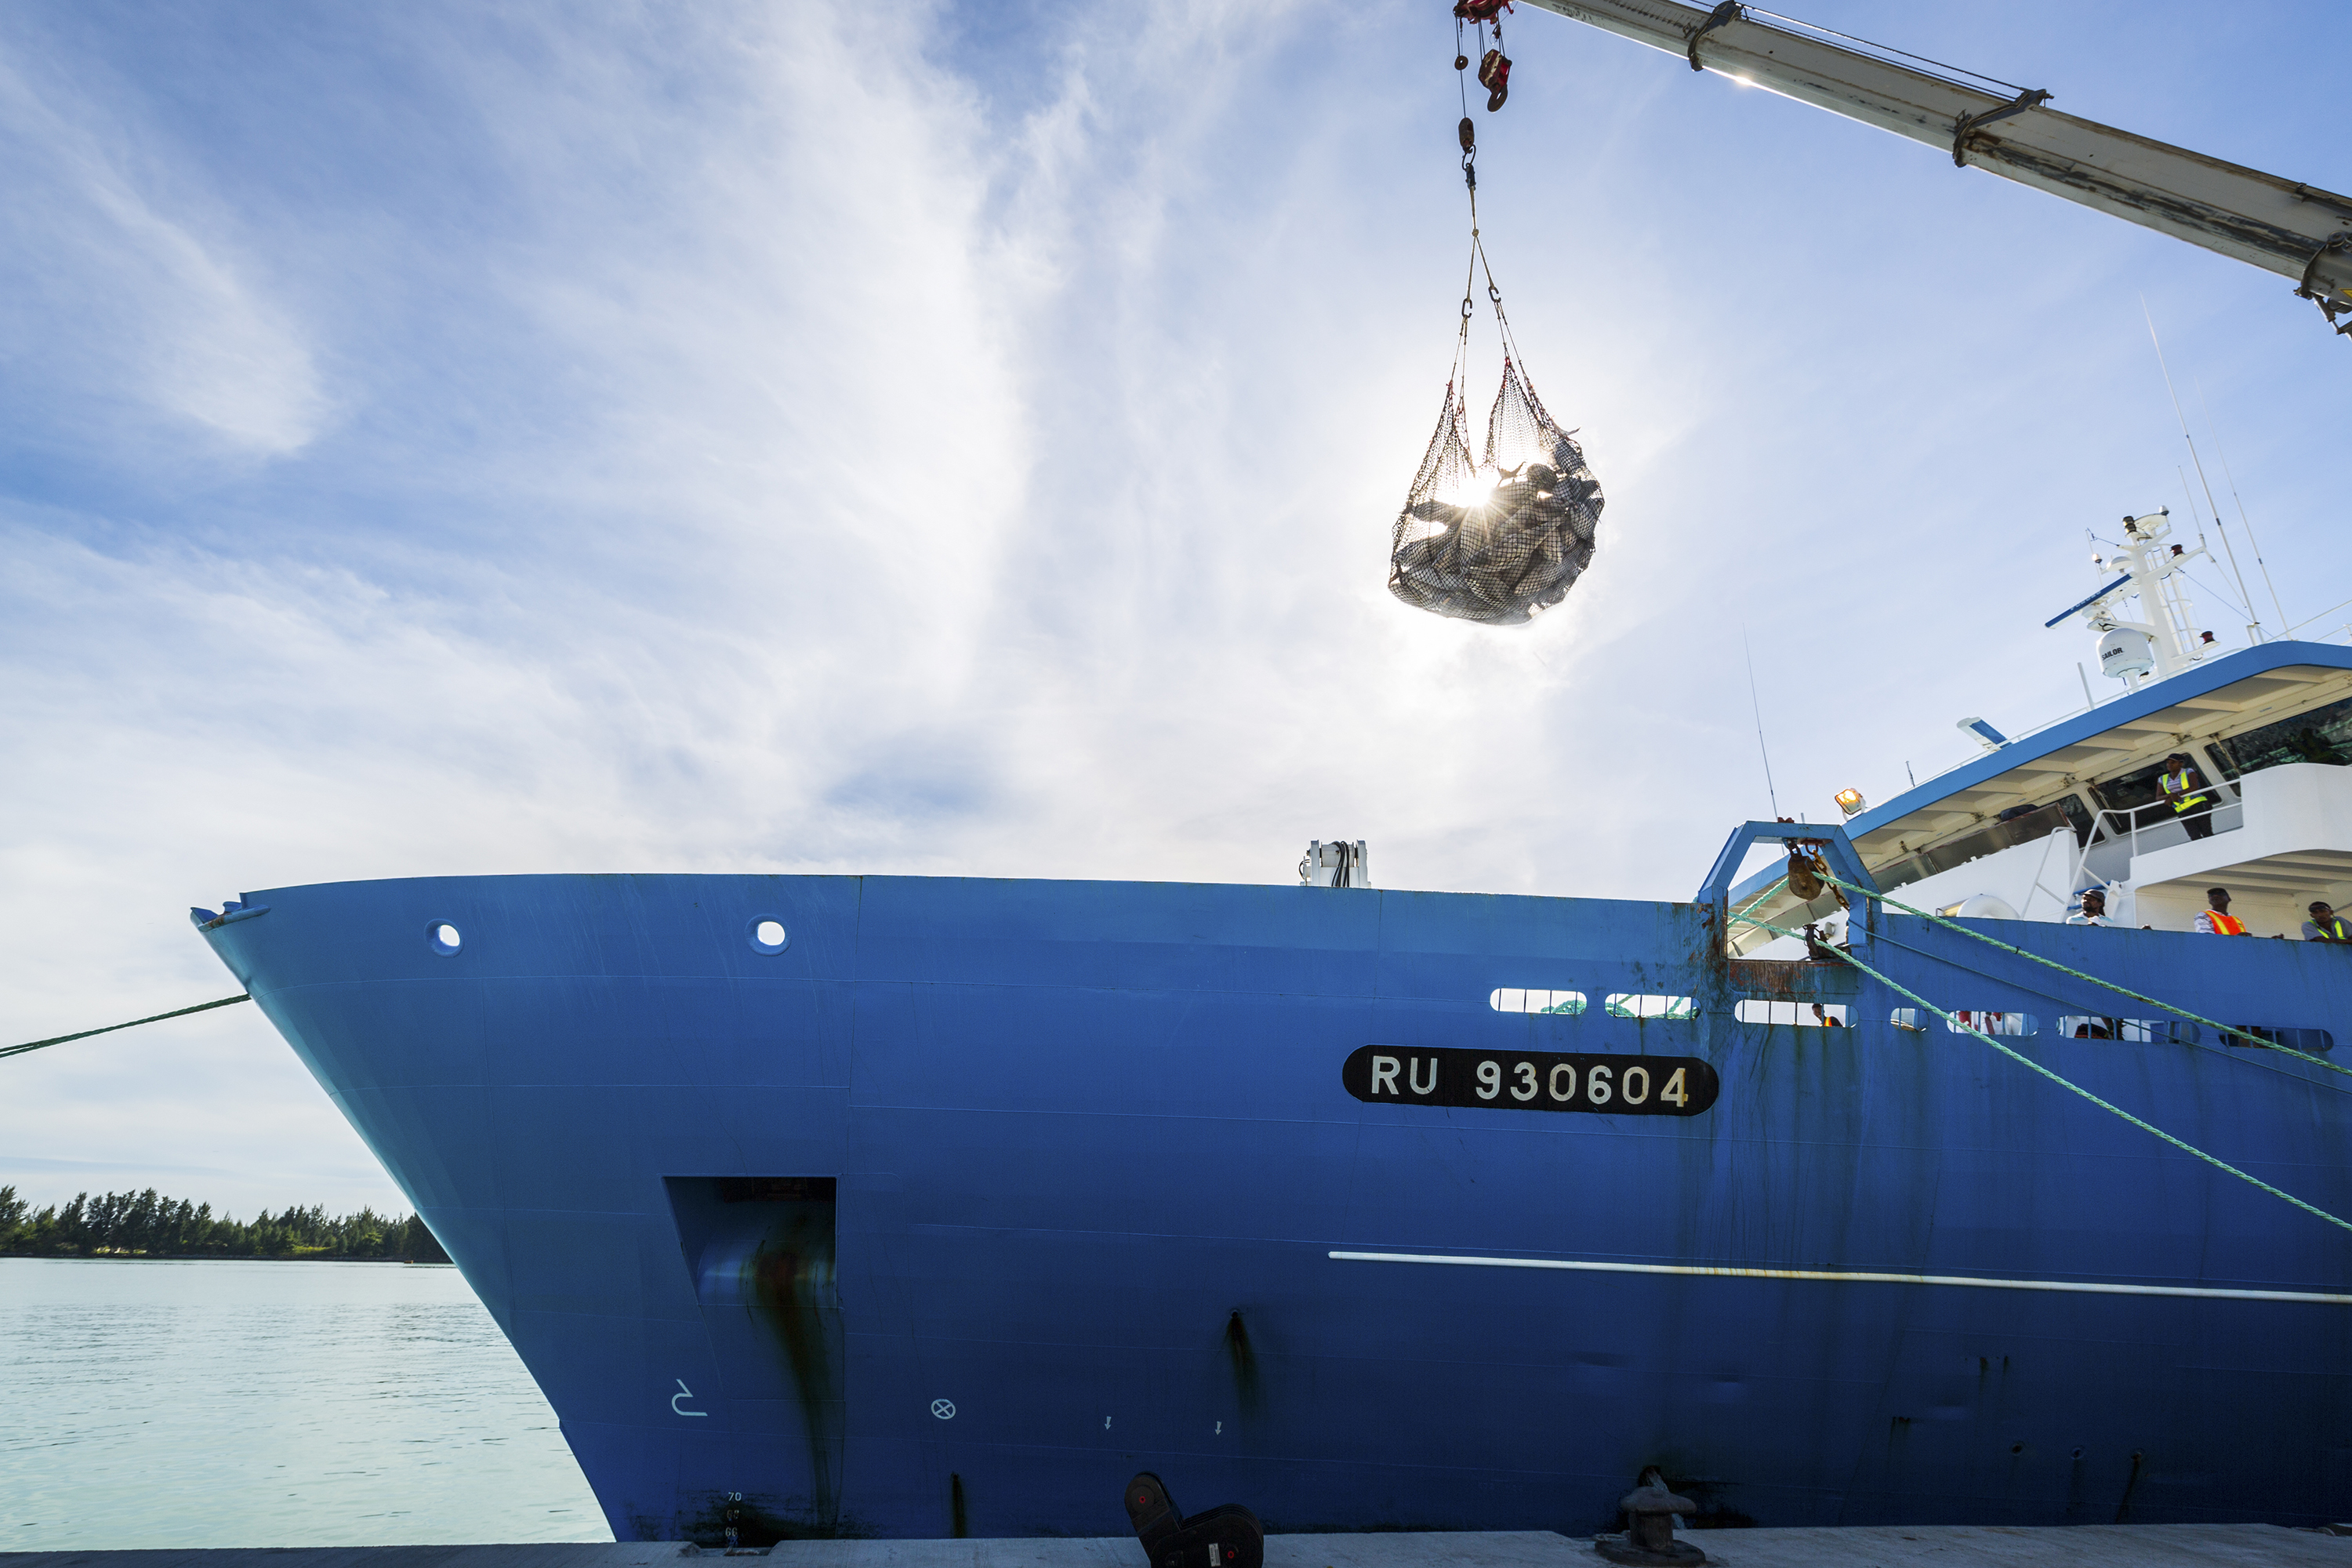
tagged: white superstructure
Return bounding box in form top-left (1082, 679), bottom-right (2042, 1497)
top-left (1730, 533), bottom-right (2352, 951)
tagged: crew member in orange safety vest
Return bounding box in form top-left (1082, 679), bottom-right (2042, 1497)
top-left (2194, 887), bottom-right (2248, 935)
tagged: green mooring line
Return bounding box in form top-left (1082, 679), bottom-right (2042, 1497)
top-left (1814, 867), bottom-right (2352, 1080)
top-left (1853, 923), bottom-right (2352, 1097)
top-left (1729, 908), bottom-right (2352, 1236)
top-left (2, 994), bottom-right (252, 1061)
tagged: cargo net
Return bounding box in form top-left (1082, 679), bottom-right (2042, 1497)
top-left (1389, 358), bottom-right (1602, 626)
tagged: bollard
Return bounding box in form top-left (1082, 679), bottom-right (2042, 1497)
top-left (1593, 1468), bottom-right (1706, 1566)
top-left (1123, 1472), bottom-right (1264, 1568)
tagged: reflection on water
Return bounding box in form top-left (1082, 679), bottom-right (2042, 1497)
top-left (0, 1258), bottom-right (610, 1548)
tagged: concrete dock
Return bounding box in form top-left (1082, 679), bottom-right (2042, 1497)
top-left (11, 1527), bottom-right (2352, 1568)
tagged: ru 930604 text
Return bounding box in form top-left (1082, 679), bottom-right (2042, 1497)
top-left (1341, 1045), bottom-right (1719, 1116)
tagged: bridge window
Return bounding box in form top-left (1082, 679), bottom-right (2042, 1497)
top-left (2089, 759), bottom-right (2184, 818)
top-left (2209, 694), bottom-right (2352, 781)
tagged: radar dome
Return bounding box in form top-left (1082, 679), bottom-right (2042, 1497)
top-left (2097, 626), bottom-right (2155, 679)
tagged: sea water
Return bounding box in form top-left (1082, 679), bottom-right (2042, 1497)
top-left (0, 1258), bottom-right (609, 1548)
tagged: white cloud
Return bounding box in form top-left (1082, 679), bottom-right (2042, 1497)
top-left (0, 45), bottom-right (325, 455)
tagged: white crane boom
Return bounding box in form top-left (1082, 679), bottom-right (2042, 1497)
top-left (1519, 0), bottom-right (2352, 335)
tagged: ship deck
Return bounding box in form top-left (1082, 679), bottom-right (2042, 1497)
top-left (10, 1526), bottom-right (2351, 1568)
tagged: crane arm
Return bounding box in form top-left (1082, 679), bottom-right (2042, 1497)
top-left (1519, 0), bottom-right (2352, 330)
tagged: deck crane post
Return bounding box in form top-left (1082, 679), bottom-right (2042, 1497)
top-left (1519, 0), bottom-right (2352, 339)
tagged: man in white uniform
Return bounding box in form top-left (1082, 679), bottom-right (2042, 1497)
top-left (2066, 888), bottom-right (2116, 927)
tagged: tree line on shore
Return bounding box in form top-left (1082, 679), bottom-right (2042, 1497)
top-left (0, 1185), bottom-right (452, 1261)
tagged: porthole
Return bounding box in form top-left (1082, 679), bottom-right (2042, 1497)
top-left (748, 916), bottom-right (789, 955)
top-left (427, 921), bottom-right (463, 956)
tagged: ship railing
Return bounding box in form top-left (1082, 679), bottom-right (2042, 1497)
top-left (2073, 789), bottom-right (2243, 891)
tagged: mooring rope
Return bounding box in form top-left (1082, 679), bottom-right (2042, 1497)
top-left (1807, 868), bottom-right (2352, 1080)
top-left (1, 995), bottom-right (252, 1061)
top-left (1851, 921), bottom-right (2352, 1097)
top-left (1727, 907), bottom-right (2352, 1235)
top-left (1730, 869), bottom-right (1795, 927)
top-left (1733, 860), bottom-right (2350, 1091)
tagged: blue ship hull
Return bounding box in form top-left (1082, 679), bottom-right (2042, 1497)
top-left (197, 867), bottom-right (2352, 1539)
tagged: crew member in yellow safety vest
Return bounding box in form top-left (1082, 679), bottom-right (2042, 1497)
top-left (2160, 751), bottom-right (2217, 840)
top-left (2305, 902), bottom-right (2352, 944)
top-left (2195, 887), bottom-right (2248, 935)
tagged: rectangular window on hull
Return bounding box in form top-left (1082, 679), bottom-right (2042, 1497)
top-left (1606, 993), bottom-right (1697, 1020)
top-left (2053, 1018), bottom-right (2336, 1052)
top-left (1889, 1009), bottom-right (2038, 1035)
top-left (1735, 1000), bottom-right (1848, 1027)
top-left (1490, 988), bottom-right (1588, 1015)
top-left (2227, 1025), bottom-right (2336, 1053)
top-left (1945, 1011), bottom-right (2035, 1036)
top-left (2057, 1017), bottom-right (2176, 1042)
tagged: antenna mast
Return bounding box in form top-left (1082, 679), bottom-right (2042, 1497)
top-left (2142, 301), bottom-right (2264, 638)
top-left (1741, 626), bottom-right (1780, 818)
top-left (2194, 378), bottom-right (2292, 633)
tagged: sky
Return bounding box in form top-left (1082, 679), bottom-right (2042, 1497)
top-left (2, 0), bottom-right (2346, 1218)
